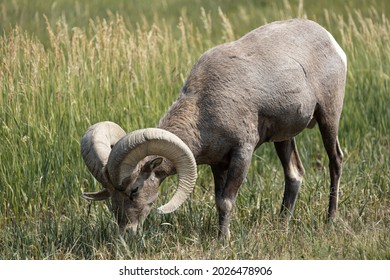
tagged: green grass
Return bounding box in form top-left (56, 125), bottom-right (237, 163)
top-left (0, 0), bottom-right (389, 259)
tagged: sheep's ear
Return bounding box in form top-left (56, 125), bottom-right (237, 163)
top-left (141, 157), bottom-right (163, 173)
top-left (82, 189), bottom-right (111, 201)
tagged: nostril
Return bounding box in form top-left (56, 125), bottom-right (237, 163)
top-left (128, 223), bottom-right (138, 236)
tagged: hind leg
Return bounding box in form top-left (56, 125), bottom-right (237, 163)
top-left (274, 138), bottom-right (305, 218)
top-left (317, 117), bottom-right (344, 221)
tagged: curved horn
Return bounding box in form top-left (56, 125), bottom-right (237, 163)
top-left (106, 128), bottom-right (197, 214)
top-left (80, 121), bottom-right (126, 187)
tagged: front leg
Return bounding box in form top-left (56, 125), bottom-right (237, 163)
top-left (212, 145), bottom-right (253, 240)
top-left (211, 165), bottom-right (229, 239)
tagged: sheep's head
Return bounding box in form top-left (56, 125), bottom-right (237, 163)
top-left (80, 122), bottom-right (197, 235)
top-left (82, 156), bottom-right (163, 234)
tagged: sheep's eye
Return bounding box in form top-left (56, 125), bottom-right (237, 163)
top-left (129, 186), bottom-right (139, 199)
top-left (131, 186), bottom-right (139, 194)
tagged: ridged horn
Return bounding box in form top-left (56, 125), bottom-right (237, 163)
top-left (106, 128), bottom-right (197, 214)
top-left (80, 121), bottom-right (126, 187)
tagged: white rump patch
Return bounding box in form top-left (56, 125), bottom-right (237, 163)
top-left (326, 30), bottom-right (347, 68)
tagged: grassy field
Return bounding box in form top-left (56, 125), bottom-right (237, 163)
top-left (0, 0), bottom-right (389, 259)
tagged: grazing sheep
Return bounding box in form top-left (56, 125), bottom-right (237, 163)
top-left (81, 18), bottom-right (346, 239)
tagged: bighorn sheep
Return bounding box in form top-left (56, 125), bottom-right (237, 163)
top-left (81, 19), bottom-right (346, 239)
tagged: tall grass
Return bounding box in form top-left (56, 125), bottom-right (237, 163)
top-left (0, 0), bottom-right (389, 259)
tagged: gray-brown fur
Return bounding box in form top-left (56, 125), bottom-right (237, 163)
top-left (156, 19), bottom-right (346, 238)
top-left (154, 20), bottom-right (346, 236)
top-left (83, 18), bottom-right (346, 239)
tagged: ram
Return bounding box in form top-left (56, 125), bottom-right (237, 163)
top-left (81, 19), bottom-right (346, 240)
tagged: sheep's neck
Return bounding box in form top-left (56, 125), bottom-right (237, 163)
top-left (158, 95), bottom-right (202, 160)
